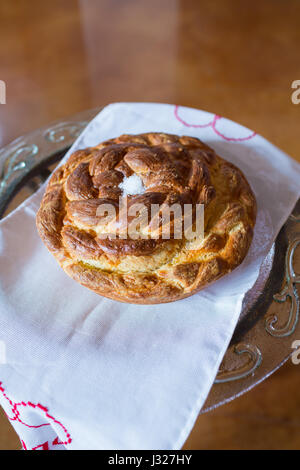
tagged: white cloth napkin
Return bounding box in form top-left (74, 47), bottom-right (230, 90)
top-left (0, 103), bottom-right (299, 450)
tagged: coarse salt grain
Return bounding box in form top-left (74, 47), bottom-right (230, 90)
top-left (119, 174), bottom-right (145, 196)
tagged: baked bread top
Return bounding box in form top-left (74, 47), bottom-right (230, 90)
top-left (36, 132), bottom-right (256, 304)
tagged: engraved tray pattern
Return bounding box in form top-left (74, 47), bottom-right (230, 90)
top-left (0, 108), bottom-right (299, 413)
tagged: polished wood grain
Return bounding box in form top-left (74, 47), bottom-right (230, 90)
top-left (0, 0), bottom-right (299, 450)
top-left (184, 361), bottom-right (300, 450)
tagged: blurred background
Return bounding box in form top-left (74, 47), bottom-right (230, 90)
top-left (0, 0), bottom-right (300, 449)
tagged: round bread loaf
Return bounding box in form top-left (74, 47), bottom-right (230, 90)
top-left (36, 133), bottom-right (256, 304)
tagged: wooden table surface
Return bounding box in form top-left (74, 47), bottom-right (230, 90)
top-left (0, 0), bottom-right (299, 450)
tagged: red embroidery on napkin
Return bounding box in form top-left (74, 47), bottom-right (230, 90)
top-left (21, 437), bottom-right (65, 451)
top-left (20, 439), bottom-right (27, 450)
top-left (32, 441), bottom-right (50, 451)
top-left (0, 382), bottom-right (72, 450)
top-left (174, 105), bottom-right (256, 142)
top-left (52, 436), bottom-right (64, 446)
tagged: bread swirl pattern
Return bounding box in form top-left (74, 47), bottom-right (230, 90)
top-left (36, 133), bottom-right (256, 303)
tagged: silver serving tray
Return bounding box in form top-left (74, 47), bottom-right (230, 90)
top-left (0, 108), bottom-right (299, 412)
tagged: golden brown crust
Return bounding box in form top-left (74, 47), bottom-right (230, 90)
top-left (36, 132), bottom-right (256, 304)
